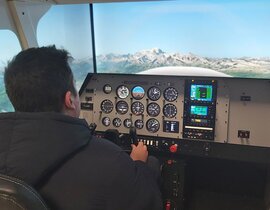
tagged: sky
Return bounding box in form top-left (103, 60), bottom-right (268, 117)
top-left (93, 0), bottom-right (270, 58)
top-left (0, 30), bottom-right (21, 68)
top-left (37, 4), bottom-right (92, 60)
top-left (1, 0), bottom-right (270, 66)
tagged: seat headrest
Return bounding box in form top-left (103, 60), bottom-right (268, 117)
top-left (0, 174), bottom-right (49, 210)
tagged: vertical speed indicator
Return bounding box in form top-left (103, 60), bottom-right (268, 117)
top-left (146, 118), bottom-right (160, 133)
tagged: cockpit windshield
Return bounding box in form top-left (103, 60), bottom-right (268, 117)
top-left (93, 0), bottom-right (270, 78)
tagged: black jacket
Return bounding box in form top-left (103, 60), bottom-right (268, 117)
top-left (0, 112), bottom-right (162, 210)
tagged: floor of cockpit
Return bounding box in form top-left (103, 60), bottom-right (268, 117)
top-left (184, 157), bottom-right (267, 210)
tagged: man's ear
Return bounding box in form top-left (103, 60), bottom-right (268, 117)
top-left (64, 91), bottom-right (75, 109)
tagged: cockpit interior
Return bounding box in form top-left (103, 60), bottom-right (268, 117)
top-left (1, 0), bottom-right (270, 209)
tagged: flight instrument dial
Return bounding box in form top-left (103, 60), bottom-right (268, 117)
top-left (116, 101), bottom-right (129, 114)
top-left (135, 119), bottom-right (144, 129)
top-left (147, 102), bottom-right (160, 117)
top-left (117, 85), bottom-right (129, 99)
top-left (148, 86), bottom-right (161, 101)
top-left (103, 84), bottom-right (112, 94)
top-left (131, 101), bottom-right (144, 115)
top-left (164, 87), bottom-right (178, 102)
top-left (132, 86), bottom-right (145, 100)
top-left (163, 103), bottom-right (177, 118)
top-left (100, 99), bottom-right (114, 114)
top-left (146, 118), bottom-right (160, 133)
top-left (113, 118), bottom-right (122, 127)
top-left (124, 119), bottom-right (132, 128)
top-left (102, 117), bottom-right (111, 127)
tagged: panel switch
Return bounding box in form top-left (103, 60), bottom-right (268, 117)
top-left (238, 130), bottom-right (250, 139)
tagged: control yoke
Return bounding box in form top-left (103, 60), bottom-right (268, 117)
top-left (103, 127), bottom-right (138, 147)
top-left (129, 126), bottom-right (138, 146)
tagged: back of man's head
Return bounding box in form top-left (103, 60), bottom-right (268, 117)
top-left (4, 46), bottom-right (77, 113)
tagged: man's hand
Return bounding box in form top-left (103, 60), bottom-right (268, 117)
top-left (130, 142), bottom-right (148, 162)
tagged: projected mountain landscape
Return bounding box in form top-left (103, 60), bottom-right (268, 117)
top-left (96, 48), bottom-right (270, 77)
top-left (1, 48), bottom-right (270, 112)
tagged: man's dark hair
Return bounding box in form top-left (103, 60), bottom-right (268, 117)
top-left (4, 45), bottom-right (77, 112)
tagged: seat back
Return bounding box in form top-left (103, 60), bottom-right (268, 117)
top-left (0, 174), bottom-right (49, 210)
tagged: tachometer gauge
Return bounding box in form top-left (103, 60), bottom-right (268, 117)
top-left (132, 86), bottom-right (145, 100)
top-left (100, 99), bottom-right (113, 114)
top-left (117, 85), bottom-right (129, 99)
top-left (116, 101), bottom-right (129, 114)
top-left (147, 102), bottom-right (160, 117)
top-left (163, 103), bottom-right (177, 118)
top-left (113, 118), bottom-right (122, 127)
top-left (134, 119), bottom-right (144, 129)
top-left (164, 87), bottom-right (178, 102)
top-left (131, 101), bottom-right (144, 115)
top-left (124, 118), bottom-right (132, 128)
top-left (102, 117), bottom-right (111, 127)
top-left (148, 86), bottom-right (161, 101)
top-left (146, 118), bottom-right (160, 133)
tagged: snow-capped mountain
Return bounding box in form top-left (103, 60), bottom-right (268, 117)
top-left (96, 48), bottom-right (270, 76)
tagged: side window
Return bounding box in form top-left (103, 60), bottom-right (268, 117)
top-left (37, 4), bottom-right (93, 90)
top-left (0, 30), bottom-right (21, 112)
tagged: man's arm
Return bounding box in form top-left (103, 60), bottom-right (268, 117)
top-left (130, 141), bottom-right (148, 162)
top-left (107, 143), bottom-right (163, 210)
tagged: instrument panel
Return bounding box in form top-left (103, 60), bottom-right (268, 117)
top-left (80, 74), bottom-right (227, 139)
top-left (79, 73), bottom-right (270, 161)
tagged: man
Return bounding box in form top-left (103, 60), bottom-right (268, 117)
top-left (0, 46), bottom-right (162, 210)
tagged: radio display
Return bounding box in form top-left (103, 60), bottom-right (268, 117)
top-left (190, 105), bottom-right (208, 116)
top-left (190, 84), bottom-right (213, 101)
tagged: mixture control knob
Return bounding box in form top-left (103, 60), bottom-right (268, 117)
top-left (169, 144), bottom-right (178, 153)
